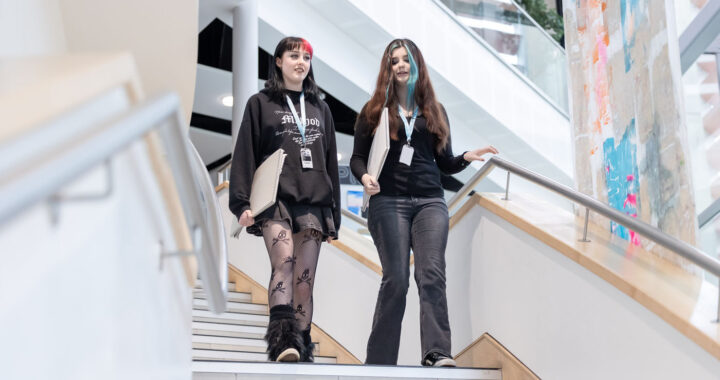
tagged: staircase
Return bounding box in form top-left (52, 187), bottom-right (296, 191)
top-left (192, 280), bottom-right (337, 364)
top-left (192, 279), bottom-right (502, 379)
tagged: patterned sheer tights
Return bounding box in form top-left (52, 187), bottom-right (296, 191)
top-left (262, 220), bottom-right (321, 331)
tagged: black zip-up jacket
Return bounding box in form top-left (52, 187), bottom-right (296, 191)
top-left (229, 89), bottom-right (341, 233)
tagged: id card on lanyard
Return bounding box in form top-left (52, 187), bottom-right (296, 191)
top-left (399, 105), bottom-right (418, 166)
top-left (286, 92), bottom-right (313, 169)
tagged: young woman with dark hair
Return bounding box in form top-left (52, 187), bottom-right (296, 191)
top-left (229, 36), bottom-right (341, 362)
top-left (350, 38), bottom-right (498, 367)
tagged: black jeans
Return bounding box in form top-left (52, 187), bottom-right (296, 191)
top-left (365, 195), bottom-right (452, 365)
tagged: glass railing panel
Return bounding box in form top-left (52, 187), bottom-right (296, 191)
top-left (684, 53), bottom-right (720, 282)
top-left (684, 55), bottom-right (719, 215)
top-left (699, 212), bottom-right (720, 285)
top-left (439, 0), bottom-right (568, 112)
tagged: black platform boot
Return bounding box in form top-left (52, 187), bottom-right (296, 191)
top-left (265, 305), bottom-right (305, 362)
top-left (300, 328), bottom-right (315, 362)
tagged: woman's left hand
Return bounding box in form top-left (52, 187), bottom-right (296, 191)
top-left (463, 146), bottom-right (499, 162)
top-left (326, 236), bottom-right (335, 243)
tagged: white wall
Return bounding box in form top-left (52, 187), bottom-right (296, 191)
top-left (0, 0), bottom-right (67, 56)
top-left (0, 140), bottom-right (193, 380)
top-left (0, 0), bottom-right (198, 122)
top-left (59, 0), bottom-right (199, 122)
top-left (464, 207), bottom-right (720, 379)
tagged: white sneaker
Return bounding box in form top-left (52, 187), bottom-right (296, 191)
top-left (423, 352), bottom-right (457, 367)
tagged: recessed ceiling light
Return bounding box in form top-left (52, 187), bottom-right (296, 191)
top-left (221, 95), bottom-right (233, 107)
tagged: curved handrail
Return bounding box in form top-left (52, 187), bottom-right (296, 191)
top-left (341, 157), bottom-right (720, 280)
top-left (0, 93), bottom-right (227, 313)
top-left (341, 208), bottom-right (368, 227)
top-left (190, 143), bottom-right (228, 303)
top-left (448, 156), bottom-right (720, 280)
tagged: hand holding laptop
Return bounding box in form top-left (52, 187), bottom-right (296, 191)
top-left (361, 174), bottom-right (380, 195)
top-left (238, 209), bottom-right (255, 227)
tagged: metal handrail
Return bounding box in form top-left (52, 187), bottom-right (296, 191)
top-left (431, 0), bottom-right (569, 117)
top-left (346, 156), bottom-right (719, 320)
top-left (215, 157), bottom-right (234, 184)
top-left (341, 208), bottom-right (368, 227)
top-left (0, 93), bottom-right (227, 313)
top-left (699, 197), bottom-right (720, 229)
top-left (448, 157), bottom-right (720, 279)
top-left (342, 157), bottom-right (720, 279)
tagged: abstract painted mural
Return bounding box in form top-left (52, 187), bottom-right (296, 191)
top-left (564, 0), bottom-right (697, 269)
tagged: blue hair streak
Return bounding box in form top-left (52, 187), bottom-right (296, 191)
top-left (384, 41), bottom-right (418, 108)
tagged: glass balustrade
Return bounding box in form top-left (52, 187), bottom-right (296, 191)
top-left (439, 0), bottom-right (568, 113)
top-left (684, 54), bottom-right (720, 280)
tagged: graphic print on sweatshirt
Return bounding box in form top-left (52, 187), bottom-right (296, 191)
top-left (273, 110), bottom-right (323, 146)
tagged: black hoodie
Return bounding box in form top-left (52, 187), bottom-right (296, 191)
top-left (229, 89), bottom-right (341, 233)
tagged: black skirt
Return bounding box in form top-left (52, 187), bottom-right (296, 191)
top-left (246, 199), bottom-right (337, 239)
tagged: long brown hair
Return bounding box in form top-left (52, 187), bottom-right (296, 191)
top-left (357, 38), bottom-right (448, 152)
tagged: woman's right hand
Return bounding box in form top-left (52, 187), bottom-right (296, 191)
top-left (361, 174), bottom-right (380, 195)
top-left (239, 209), bottom-right (255, 227)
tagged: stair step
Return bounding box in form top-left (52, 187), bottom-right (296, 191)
top-left (192, 321), bottom-right (266, 340)
top-left (193, 309), bottom-right (268, 327)
top-left (192, 362), bottom-right (501, 379)
top-left (194, 289), bottom-right (252, 303)
top-left (195, 280), bottom-right (236, 290)
top-left (192, 335), bottom-right (266, 353)
top-left (192, 335), bottom-right (320, 355)
top-left (192, 349), bottom-right (336, 364)
top-left (193, 298), bottom-right (268, 315)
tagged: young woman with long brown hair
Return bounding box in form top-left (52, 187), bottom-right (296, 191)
top-left (229, 36), bottom-right (341, 362)
top-left (350, 38), bottom-right (497, 366)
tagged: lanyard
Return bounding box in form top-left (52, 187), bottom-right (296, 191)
top-left (398, 105), bottom-right (419, 144)
top-left (286, 92), bottom-right (307, 145)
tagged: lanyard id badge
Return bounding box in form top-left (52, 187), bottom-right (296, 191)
top-left (300, 147), bottom-right (313, 169)
top-left (398, 105), bottom-right (419, 166)
top-left (287, 92), bottom-right (313, 169)
top-left (399, 144), bottom-right (414, 166)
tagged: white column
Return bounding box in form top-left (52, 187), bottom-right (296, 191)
top-left (232, 0), bottom-right (258, 149)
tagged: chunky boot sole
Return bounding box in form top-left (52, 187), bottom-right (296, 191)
top-left (276, 347), bottom-right (300, 362)
top-left (265, 305), bottom-right (305, 362)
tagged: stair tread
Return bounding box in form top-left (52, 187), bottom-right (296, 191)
top-left (193, 309), bottom-right (269, 327)
top-left (194, 280), bottom-right (237, 291)
top-left (192, 361), bottom-right (501, 379)
top-left (192, 321), bottom-right (266, 338)
top-left (192, 349), bottom-right (337, 364)
top-left (193, 299), bottom-right (268, 315)
top-left (194, 290), bottom-right (252, 303)
top-left (193, 335), bottom-right (265, 346)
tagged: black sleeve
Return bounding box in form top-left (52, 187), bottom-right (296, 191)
top-left (435, 104), bottom-right (470, 175)
top-left (228, 95), bottom-right (262, 219)
top-left (350, 106), bottom-right (372, 182)
top-left (323, 103), bottom-right (342, 237)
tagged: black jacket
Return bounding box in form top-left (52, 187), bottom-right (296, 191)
top-left (229, 89), bottom-right (341, 233)
top-left (350, 104), bottom-right (469, 198)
